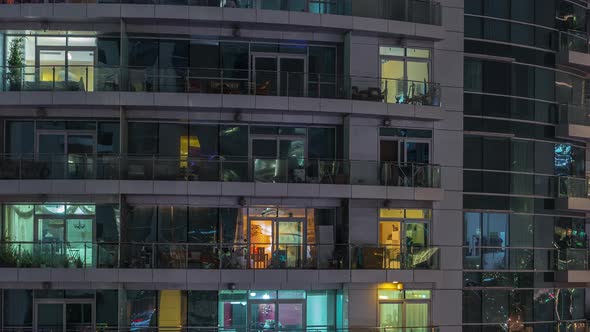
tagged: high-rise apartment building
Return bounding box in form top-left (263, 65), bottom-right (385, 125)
top-left (0, 0), bottom-right (464, 330)
top-left (464, 0), bottom-right (590, 331)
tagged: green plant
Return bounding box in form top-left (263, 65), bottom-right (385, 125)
top-left (75, 256), bottom-right (84, 268)
top-left (0, 245), bottom-right (18, 267)
top-left (6, 37), bottom-right (25, 91)
top-left (18, 251), bottom-right (33, 268)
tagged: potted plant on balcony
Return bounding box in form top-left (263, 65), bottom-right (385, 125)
top-left (6, 37), bottom-right (25, 91)
top-left (0, 245), bottom-right (17, 267)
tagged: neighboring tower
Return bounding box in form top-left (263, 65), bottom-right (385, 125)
top-left (464, 0), bottom-right (590, 330)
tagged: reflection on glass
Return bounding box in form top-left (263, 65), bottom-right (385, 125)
top-left (278, 303), bottom-right (303, 330)
top-left (66, 219), bottom-right (93, 266)
top-left (276, 221), bottom-right (302, 268)
top-left (251, 220), bottom-right (272, 268)
top-left (250, 303), bottom-right (276, 330)
top-left (379, 303), bottom-right (403, 328)
top-left (37, 303), bottom-right (64, 330)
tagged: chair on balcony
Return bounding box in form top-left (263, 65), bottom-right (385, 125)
top-left (252, 247), bottom-right (268, 268)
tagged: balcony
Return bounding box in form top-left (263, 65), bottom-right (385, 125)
top-left (0, 0), bottom-right (442, 26)
top-left (0, 66), bottom-right (443, 115)
top-left (0, 154), bottom-right (443, 199)
top-left (558, 30), bottom-right (590, 70)
top-left (556, 176), bottom-right (590, 211)
top-left (556, 104), bottom-right (590, 140)
top-left (0, 242), bottom-right (440, 270)
top-left (464, 246), bottom-right (590, 273)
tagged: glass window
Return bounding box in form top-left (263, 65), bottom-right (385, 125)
top-left (511, 0), bottom-right (533, 22)
top-left (97, 38), bottom-right (120, 66)
top-left (483, 0), bottom-right (508, 18)
top-left (158, 123), bottom-right (188, 157)
top-left (6, 121), bottom-right (34, 154)
top-left (128, 122), bottom-right (158, 155)
top-left (37, 36), bottom-right (66, 46)
top-left (97, 122), bottom-right (120, 154)
top-left (158, 206), bottom-right (188, 242)
top-left (249, 291), bottom-right (277, 300)
top-left (308, 127), bottom-right (335, 159)
top-left (4, 290), bottom-right (33, 327)
top-left (484, 19), bottom-right (509, 42)
top-left (124, 206), bottom-right (157, 242)
top-left (188, 124), bottom-right (219, 158)
top-left (533, 289), bottom-right (555, 321)
top-left (308, 46), bottom-right (336, 74)
top-left (190, 41), bottom-right (219, 68)
top-left (465, 0), bottom-right (482, 14)
top-left (96, 290), bottom-right (118, 327)
top-left (218, 291), bottom-right (248, 328)
top-left (278, 290), bottom-right (306, 299)
top-left (128, 39), bottom-right (158, 67)
top-left (3, 204), bottom-right (35, 242)
top-left (405, 290), bottom-right (431, 299)
top-left (220, 208), bottom-right (241, 244)
top-left (482, 290), bottom-right (509, 323)
top-left (159, 40), bottom-right (188, 68)
top-left (378, 289), bottom-right (404, 300)
top-left (463, 291), bottom-right (482, 323)
top-left (68, 37), bottom-right (96, 47)
top-left (188, 291), bottom-right (218, 326)
top-left (483, 137), bottom-right (510, 171)
top-left (306, 290), bottom-right (335, 328)
top-left (511, 140), bottom-right (534, 172)
top-left (220, 125), bottom-right (247, 157)
top-left (464, 59), bottom-right (482, 92)
top-left (96, 204), bottom-right (119, 242)
top-left (123, 290), bottom-right (158, 328)
top-left (188, 207), bottom-right (218, 243)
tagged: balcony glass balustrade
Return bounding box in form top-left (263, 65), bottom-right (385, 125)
top-left (0, 242), bottom-right (441, 270)
top-left (0, 0), bottom-right (442, 25)
top-left (0, 154), bottom-right (442, 188)
top-left (0, 66), bottom-right (442, 107)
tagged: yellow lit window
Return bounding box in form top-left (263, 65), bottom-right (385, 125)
top-left (380, 208), bottom-right (404, 218)
top-left (179, 136), bottom-right (201, 168)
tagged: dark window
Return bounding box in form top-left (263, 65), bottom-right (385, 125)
top-left (511, 0), bottom-right (533, 23)
top-left (463, 290), bottom-right (482, 323)
top-left (483, 0), bottom-right (509, 18)
top-left (124, 206), bottom-right (157, 242)
top-left (97, 122), bottom-right (120, 154)
top-left (6, 121), bottom-right (34, 154)
top-left (96, 290), bottom-right (118, 327)
top-left (482, 290), bottom-right (509, 322)
top-left (464, 59), bottom-right (482, 92)
top-left (190, 41), bottom-right (220, 68)
top-left (128, 122), bottom-right (158, 155)
top-left (464, 16), bottom-right (483, 39)
top-left (483, 137), bottom-right (510, 171)
top-left (4, 290), bottom-right (32, 326)
top-left (158, 206), bottom-right (188, 242)
top-left (188, 291), bottom-right (218, 326)
top-left (511, 23), bottom-right (534, 46)
top-left (464, 136), bottom-right (482, 169)
top-left (308, 128), bottom-right (335, 159)
top-left (464, 0), bottom-right (482, 14)
top-left (96, 204), bottom-right (119, 242)
top-left (484, 19), bottom-right (509, 42)
top-left (220, 208), bottom-right (240, 244)
top-left (189, 124), bottom-right (219, 157)
top-left (158, 123), bottom-right (188, 157)
top-left (128, 39), bottom-right (158, 67)
top-left (188, 207), bottom-right (218, 243)
top-left (97, 38), bottom-right (120, 66)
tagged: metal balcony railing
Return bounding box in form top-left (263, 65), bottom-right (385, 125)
top-left (560, 30), bottom-right (590, 53)
top-left (0, 66), bottom-right (442, 107)
top-left (0, 242), bottom-right (441, 270)
top-left (0, 0), bottom-right (442, 25)
top-left (558, 176), bottom-right (590, 198)
top-left (463, 245), bottom-right (590, 271)
top-left (559, 104), bottom-right (590, 126)
top-left (0, 154), bottom-right (442, 188)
